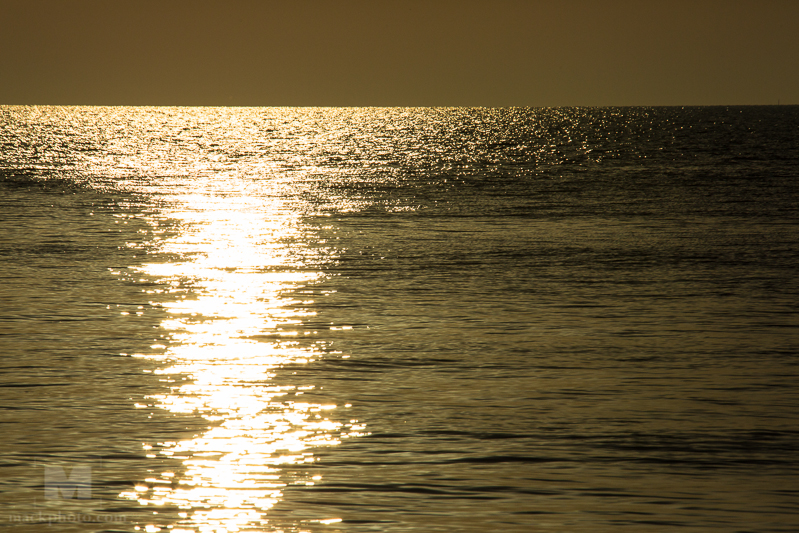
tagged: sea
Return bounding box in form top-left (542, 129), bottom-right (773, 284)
top-left (1, 106), bottom-right (798, 532)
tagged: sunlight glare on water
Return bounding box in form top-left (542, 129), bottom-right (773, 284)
top-left (119, 171), bottom-right (357, 532)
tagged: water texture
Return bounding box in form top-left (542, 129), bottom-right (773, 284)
top-left (1, 106), bottom-right (798, 532)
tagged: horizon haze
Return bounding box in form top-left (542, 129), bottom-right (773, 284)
top-left (1, 0), bottom-right (798, 107)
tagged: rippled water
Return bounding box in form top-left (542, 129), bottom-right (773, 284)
top-left (1, 106), bottom-right (798, 532)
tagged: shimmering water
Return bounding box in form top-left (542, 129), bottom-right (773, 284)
top-left (1, 106), bottom-right (798, 532)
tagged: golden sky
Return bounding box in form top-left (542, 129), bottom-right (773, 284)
top-left (1, 0), bottom-right (797, 106)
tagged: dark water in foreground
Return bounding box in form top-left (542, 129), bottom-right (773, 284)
top-left (1, 106), bottom-right (798, 532)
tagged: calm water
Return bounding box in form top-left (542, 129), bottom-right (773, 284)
top-left (1, 106), bottom-right (798, 532)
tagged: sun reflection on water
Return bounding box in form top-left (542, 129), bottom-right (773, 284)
top-left (120, 191), bottom-right (361, 532)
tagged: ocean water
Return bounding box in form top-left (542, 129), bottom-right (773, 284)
top-left (1, 105), bottom-right (798, 532)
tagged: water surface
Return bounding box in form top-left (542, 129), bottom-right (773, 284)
top-left (1, 106), bottom-right (798, 532)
